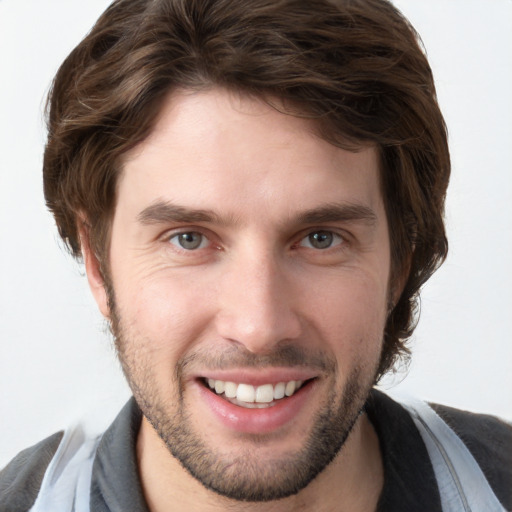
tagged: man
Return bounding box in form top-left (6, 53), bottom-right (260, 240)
top-left (1, 0), bottom-right (510, 510)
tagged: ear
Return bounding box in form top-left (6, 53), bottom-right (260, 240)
top-left (389, 254), bottom-right (412, 312)
top-left (79, 220), bottom-right (110, 319)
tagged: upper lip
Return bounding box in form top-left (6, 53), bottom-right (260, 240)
top-left (195, 368), bottom-right (319, 386)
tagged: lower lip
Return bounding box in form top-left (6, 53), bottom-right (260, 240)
top-left (195, 380), bottom-right (316, 434)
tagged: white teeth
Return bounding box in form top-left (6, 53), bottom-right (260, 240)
top-left (255, 384), bottom-right (274, 403)
top-left (206, 378), bottom-right (307, 403)
top-left (274, 382), bottom-right (286, 400)
top-left (231, 399), bottom-right (273, 409)
top-left (224, 381), bottom-right (237, 398)
top-left (236, 383), bottom-right (255, 403)
top-left (285, 381), bottom-right (296, 397)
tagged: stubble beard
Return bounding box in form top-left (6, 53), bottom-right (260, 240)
top-left (108, 290), bottom-right (378, 502)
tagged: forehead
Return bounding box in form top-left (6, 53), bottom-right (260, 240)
top-left (118, 88), bottom-right (383, 225)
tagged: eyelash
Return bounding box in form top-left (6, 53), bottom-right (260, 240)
top-left (168, 231), bottom-right (210, 251)
top-left (164, 228), bottom-right (348, 253)
top-left (296, 230), bottom-right (345, 250)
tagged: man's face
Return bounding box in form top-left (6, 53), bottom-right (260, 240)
top-left (96, 88), bottom-right (392, 501)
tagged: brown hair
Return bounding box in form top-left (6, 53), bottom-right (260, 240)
top-left (43, 0), bottom-right (450, 379)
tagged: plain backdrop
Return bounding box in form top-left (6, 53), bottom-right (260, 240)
top-left (0, 0), bottom-right (511, 467)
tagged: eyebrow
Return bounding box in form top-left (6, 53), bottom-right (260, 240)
top-left (296, 203), bottom-right (377, 227)
top-left (137, 201), bottom-right (223, 225)
top-left (137, 200), bottom-right (377, 228)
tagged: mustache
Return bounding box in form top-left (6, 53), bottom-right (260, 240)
top-left (178, 343), bottom-right (336, 374)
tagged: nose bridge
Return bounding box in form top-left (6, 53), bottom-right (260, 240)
top-left (216, 245), bottom-right (301, 353)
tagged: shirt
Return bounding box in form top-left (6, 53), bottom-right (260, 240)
top-left (1, 389), bottom-right (511, 511)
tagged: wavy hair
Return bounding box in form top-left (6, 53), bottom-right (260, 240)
top-left (43, 0), bottom-right (450, 379)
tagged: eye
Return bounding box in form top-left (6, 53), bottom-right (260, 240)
top-left (299, 230), bottom-right (343, 250)
top-left (168, 231), bottom-right (209, 250)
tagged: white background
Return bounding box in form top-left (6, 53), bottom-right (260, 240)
top-left (0, 0), bottom-right (511, 467)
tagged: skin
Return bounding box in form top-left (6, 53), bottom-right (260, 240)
top-left (84, 88), bottom-right (392, 511)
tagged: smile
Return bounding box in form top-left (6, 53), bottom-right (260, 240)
top-left (197, 374), bottom-right (318, 433)
top-left (205, 378), bottom-right (306, 408)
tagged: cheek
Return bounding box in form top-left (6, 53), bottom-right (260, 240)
top-left (113, 270), bottom-right (216, 358)
top-left (304, 271), bottom-right (388, 362)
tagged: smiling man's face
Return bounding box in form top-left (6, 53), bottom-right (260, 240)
top-left (86, 88), bottom-right (392, 501)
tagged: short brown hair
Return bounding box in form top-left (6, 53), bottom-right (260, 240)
top-left (43, 0), bottom-right (450, 379)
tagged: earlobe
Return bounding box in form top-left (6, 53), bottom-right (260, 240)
top-left (79, 221), bottom-right (110, 319)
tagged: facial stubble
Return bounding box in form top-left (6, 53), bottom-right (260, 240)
top-left (107, 285), bottom-right (378, 502)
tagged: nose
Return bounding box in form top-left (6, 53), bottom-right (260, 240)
top-left (214, 249), bottom-right (302, 354)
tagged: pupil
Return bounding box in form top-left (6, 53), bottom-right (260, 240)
top-left (179, 232), bottom-right (202, 249)
top-left (310, 231), bottom-right (332, 249)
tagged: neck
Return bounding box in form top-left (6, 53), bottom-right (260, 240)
top-left (136, 413), bottom-right (383, 512)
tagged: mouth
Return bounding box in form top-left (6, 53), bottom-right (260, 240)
top-left (201, 377), bottom-right (313, 409)
top-left (195, 372), bottom-right (319, 434)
